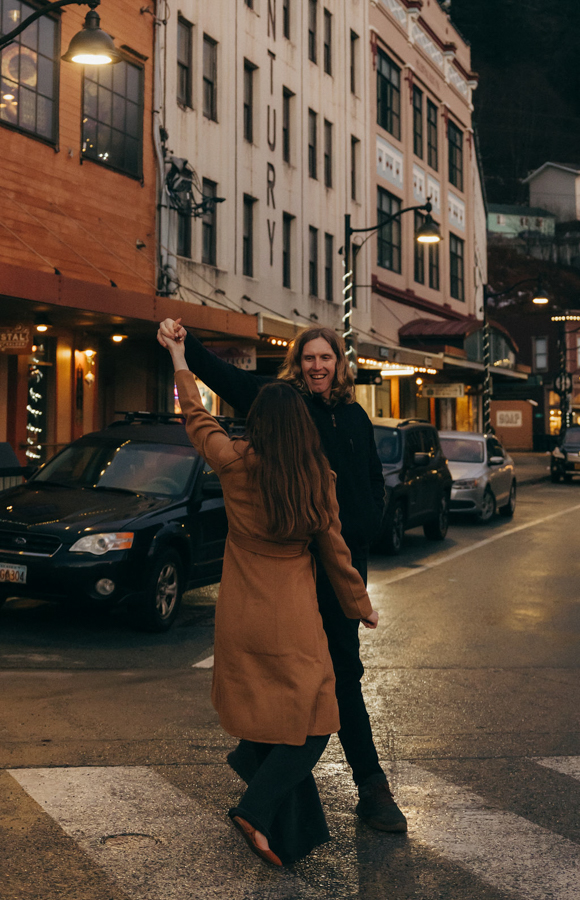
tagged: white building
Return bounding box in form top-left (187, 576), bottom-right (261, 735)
top-left (154, 0), bottom-right (370, 376)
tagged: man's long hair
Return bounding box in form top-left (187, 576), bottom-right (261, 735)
top-left (277, 327), bottom-right (356, 403)
top-left (245, 382), bottom-right (333, 539)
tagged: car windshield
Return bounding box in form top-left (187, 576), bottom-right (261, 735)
top-left (563, 429), bottom-right (580, 446)
top-left (374, 427), bottom-right (402, 464)
top-left (33, 440), bottom-right (199, 497)
top-left (440, 438), bottom-right (484, 464)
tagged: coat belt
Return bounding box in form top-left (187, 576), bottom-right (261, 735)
top-left (228, 530), bottom-right (309, 558)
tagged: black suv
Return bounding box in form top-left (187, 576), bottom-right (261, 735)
top-left (550, 425), bottom-right (580, 482)
top-left (0, 413), bottom-right (234, 631)
top-left (372, 418), bottom-right (452, 554)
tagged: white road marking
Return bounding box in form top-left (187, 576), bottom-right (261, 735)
top-left (9, 761), bottom-right (580, 900)
top-left (9, 766), bottom-right (319, 899)
top-left (370, 501), bottom-right (580, 587)
top-left (192, 654), bottom-right (214, 668)
top-left (535, 757), bottom-right (580, 780)
top-left (395, 762), bottom-right (580, 900)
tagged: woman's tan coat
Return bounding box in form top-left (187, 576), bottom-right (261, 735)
top-left (176, 370), bottom-right (373, 745)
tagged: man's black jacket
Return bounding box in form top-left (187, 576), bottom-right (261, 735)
top-left (182, 332), bottom-right (386, 550)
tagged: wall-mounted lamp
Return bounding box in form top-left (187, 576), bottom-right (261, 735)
top-left (35, 315), bottom-right (52, 333)
top-left (111, 333), bottom-right (128, 343)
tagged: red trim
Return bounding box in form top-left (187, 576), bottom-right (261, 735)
top-left (401, 0), bottom-right (423, 9)
top-left (417, 16), bottom-right (451, 52)
top-left (370, 30), bottom-right (378, 70)
top-left (372, 275), bottom-right (471, 321)
top-left (453, 59), bottom-right (478, 82)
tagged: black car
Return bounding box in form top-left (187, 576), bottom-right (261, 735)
top-left (372, 418), bottom-right (452, 554)
top-left (0, 413), bottom-right (233, 631)
top-left (550, 425), bottom-right (580, 482)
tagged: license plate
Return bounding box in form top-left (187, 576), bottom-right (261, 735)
top-left (0, 563), bottom-right (27, 584)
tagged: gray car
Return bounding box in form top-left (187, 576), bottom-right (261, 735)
top-left (439, 431), bottom-right (516, 522)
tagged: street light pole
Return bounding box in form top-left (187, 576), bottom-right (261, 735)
top-left (341, 200), bottom-right (440, 371)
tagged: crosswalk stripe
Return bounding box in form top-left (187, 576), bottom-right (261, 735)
top-left (396, 762), bottom-right (580, 900)
top-left (8, 766), bottom-right (319, 900)
top-left (192, 654), bottom-right (214, 668)
top-left (535, 756), bottom-right (580, 780)
top-left (9, 761), bottom-right (580, 900)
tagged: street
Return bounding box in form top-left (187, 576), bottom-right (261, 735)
top-left (1, 477), bottom-right (579, 900)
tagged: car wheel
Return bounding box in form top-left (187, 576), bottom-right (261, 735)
top-left (478, 487), bottom-right (496, 523)
top-left (129, 549), bottom-right (184, 632)
top-left (564, 474), bottom-right (573, 483)
top-left (499, 480), bottom-right (516, 517)
top-left (381, 503), bottom-right (405, 555)
top-left (550, 469), bottom-right (561, 483)
top-left (423, 493), bottom-right (449, 541)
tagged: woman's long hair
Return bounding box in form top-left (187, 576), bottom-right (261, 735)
top-left (245, 382), bottom-right (333, 539)
top-left (277, 326), bottom-right (356, 404)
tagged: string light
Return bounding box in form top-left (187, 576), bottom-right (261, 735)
top-left (26, 352), bottom-right (44, 460)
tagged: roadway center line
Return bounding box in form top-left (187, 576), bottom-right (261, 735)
top-left (370, 501), bottom-right (580, 588)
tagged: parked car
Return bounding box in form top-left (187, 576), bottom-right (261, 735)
top-left (0, 413), bottom-right (235, 631)
top-left (372, 418), bottom-right (452, 554)
top-left (439, 431), bottom-right (516, 523)
top-left (550, 426), bottom-right (580, 482)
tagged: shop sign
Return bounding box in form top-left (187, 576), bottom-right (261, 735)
top-left (0, 324), bottom-right (33, 354)
top-left (206, 343), bottom-right (257, 370)
top-left (422, 383), bottom-right (465, 398)
top-left (496, 410), bottom-right (523, 428)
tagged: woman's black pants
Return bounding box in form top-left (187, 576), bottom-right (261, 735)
top-left (228, 735), bottom-right (330, 865)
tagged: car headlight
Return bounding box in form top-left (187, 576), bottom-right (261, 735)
top-left (552, 447), bottom-right (565, 459)
top-left (454, 478), bottom-right (479, 489)
top-left (69, 533), bottom-right (134, 555)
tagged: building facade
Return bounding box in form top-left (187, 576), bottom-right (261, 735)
top-left (155, 0), bottom-right (371, 396)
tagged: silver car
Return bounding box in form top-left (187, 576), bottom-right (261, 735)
top-left (439, 431), bottom-right (516, 522)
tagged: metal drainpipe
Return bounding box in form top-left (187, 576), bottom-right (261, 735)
top-left (482, 296), bottom-right (492, 434)
top-left (153, 0), bottom-right (170, 295)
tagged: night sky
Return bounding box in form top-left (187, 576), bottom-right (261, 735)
top-left (449, 0), bottom-right (580, 205)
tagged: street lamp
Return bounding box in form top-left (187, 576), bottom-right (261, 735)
top-left (0, 0), bottom-right (122, 65)
top-left (341, 199), bottom-right (441, 372)
top-left (482, 276), bottom-right (548, 434)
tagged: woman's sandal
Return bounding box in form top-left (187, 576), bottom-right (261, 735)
top-left (232, 815), bottom-right (282, 867)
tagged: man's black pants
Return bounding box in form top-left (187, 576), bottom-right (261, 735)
top-left (313, 548), bottom-right (386, 788)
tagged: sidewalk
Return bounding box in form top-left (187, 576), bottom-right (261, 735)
top-left (511, 451), bottom-right (551, 485)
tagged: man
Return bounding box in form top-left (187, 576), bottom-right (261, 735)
top-left (158, 318), bottom-right (407, 832)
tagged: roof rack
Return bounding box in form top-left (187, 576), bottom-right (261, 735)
top-left (397, 418), bottom-right (431, 427)
top-left (113, 411), bottom-right (186, 425)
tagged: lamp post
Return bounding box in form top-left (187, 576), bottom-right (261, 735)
top-left (341, 200), bottom-right (441, 372)
top-left (482, 277), bottom-right (548, 434)
top-left (0, 0), bottom-right (122, 65)
top-left (550, 311), bottom-right (580, 433)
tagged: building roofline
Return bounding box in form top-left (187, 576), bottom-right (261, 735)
top-left (523, 162), bottom-right (580, 183)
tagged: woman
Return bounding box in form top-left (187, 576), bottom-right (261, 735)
top-left (162, 332), bottom-right (378, 867)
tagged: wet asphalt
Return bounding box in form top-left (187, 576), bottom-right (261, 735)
top-left (1, 477), bottom-right (579, 900)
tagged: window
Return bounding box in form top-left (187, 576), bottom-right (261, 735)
top-left (177, 17), bottom-right (193, 107)
top-left (414, 212), bottom-right (425, 284)
top-left (323, 9), bottom-right (332, 75)
top-left (324, 119), bottom-right (332, 188)
top-left (243, 60), bottom-right (256, 143)
top-left (377, 188), bottom-right (401, 273)
top-left (351, 135), bottom-right (359, 201)
top-left (449, 234), bottom-right (464, 300)
top-left (0, 1), bottom-right (58, 142)
top-left (202, 179), bottom-right (217, 266)
top-left (283, 0), bottom-right (290, 39)
top-left (308, 108), bottom-right (317, 179)
top-left (377, 48), bottom-right (400, 139)
top-left (427, 99), bottom-right (438, 170)
top-left (177, 211), bottom-right (191, 258)
top-left (324, 233), bottom-right (334, 301)
top-left (350, 31), bottom-right (359, 94)
top-left (309, 226), bottom-right (318, 296)
top-left (428, 242), bottom-right (439, 290)
top-left (497, 214), bottom-right (506, 226)
top-left (282, 87), bottom-right (293, 162)
top-left (282, 213), bottom-right (293, 288)
top-left (203, 34), bottom-right (217, 121)
top-left (534, 336), bottom-right (548, 371)
top-left (413, 86), bottom-right (423, 158)
top-left (243, 194), bottom-right (256, 277)
top-left (448, 120), bottom-right (463, 191)
top-left (308, 0), bottom-right (317, 63)
top-left (82, 61), bottom-right (143, 178)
